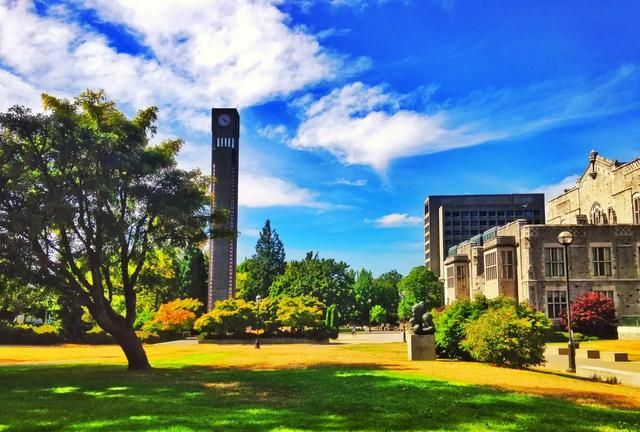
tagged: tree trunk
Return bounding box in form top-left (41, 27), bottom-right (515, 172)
top-left (112, 325), bottom-right (151, 370)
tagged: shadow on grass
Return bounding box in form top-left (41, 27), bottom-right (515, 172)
top-left (0, 364), bottom-right (638, 431)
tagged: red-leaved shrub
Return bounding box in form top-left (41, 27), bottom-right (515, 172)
top-left (562, 292), bottom-right (617, 338)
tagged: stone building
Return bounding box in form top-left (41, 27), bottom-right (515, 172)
top-left (444, 151), bottom-right (640, 320)
top-left (548, 150), bottom-right (640, 225)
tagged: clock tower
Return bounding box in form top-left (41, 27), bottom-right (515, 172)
top-left (208, 108), bottom-right (240, 311)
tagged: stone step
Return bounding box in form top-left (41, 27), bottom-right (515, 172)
top-left (600, 352), bottom-right (629, 362)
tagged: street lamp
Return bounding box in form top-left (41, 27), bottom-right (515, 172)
top-left (558, 231), bottom-right (576, 373)
top-left (367, 298), bottom-right (372, 333)
top-left (399, 291), bottom-right (406, 343)
top-left (255, 294), bottom-right (262, 349)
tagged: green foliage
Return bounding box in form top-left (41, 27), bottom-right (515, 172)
top-left (177, 246), bottom-right (208, 305)
top-left (237, 220), bottom-right (286, 301)
top-left (461, 302), bottom-right (551, 368)
top-left (0, 276), bottom-right (54, 322)
top-left (135, 330), bottom-right (161, 344)
top-left (83, 326), bottom-right (115, 344)
top-left (194, 298), bottom-right (255, 337)
top-left (398, 267), bottom-right (443, 319)
top-left (370, 305), bottom-right (387, 325)
top-left (270, 251), bottom-right (353, 320)
top-left (433, 296), bottom-right (491, 359)
top-left (276, 296), bottom-right (325, 335)
top-left (0, 90), bottom-right (213, 368)
top-left (372, 270), bottom-right (402, 323)
top-left (0, 322), bottom-right (61, 345)
top-left (325, 305), bottom-right (339, 339)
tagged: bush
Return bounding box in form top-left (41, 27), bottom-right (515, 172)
top-left (433, 295), bottom-right (499, 359)
top-left (83, 326), bottom-right (115, 344)
top-left (561, 292), bottom-right (617, 338)
top-left (194, 298), bottom-right (255, 337)
top-left (134, 310), bottom-right (156, 330)
top-left (135, 330), bottom-right (161, 344)
top-left (0, 322), bottom-right (62, 345)
top-left (144, 298), bottom-right (203, 333)
top-left (461, 303), bottom-right (550, 368)
top-left (276, 296), bottom-right (324, 335)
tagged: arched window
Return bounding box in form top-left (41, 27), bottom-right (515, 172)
top-left (590, 202), bottom-right (602, 225)
top-left (633, 193), bottom-right (640, 224)
top-left (608, 207), bottom-right (617, 225)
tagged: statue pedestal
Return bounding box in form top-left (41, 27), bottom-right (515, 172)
top-left (408, 334), bottom-right (436, 361)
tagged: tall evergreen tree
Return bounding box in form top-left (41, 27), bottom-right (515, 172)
top-left (239, 220), bottom-right (285, 300)
top-left (177, 246), bottom-right (208, 305)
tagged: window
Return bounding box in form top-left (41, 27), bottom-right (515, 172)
top-left (452, 211), bottom-right (460, 217)
top-left (445, 220), bottom-right (452, 226)
top-left (634, 194), bottom-right (640, 224)
top-left (594, 290), bottom-right (614, 299)
top-left (471, 220), bottom-right (479, 226)
top-left (453, 220), bottom-right (461, 226)
top-left (544, 247), bottom-right (565, 277)
top-left (456, 266), bottom-right (467, 290)
top-left (506, 210), bottom-right (514, 217)
top-left (591, 203), bottom-right (603, 224)
top-left (592, 247), bottom-right (612, 276)
top-left (470, 211), bottom-right (478, 217)
top-left (462, 220), bottom-right (470, 226)
top-left (461, 211), bottom-right (469, 217)
top-left (479, 211), bottom-right (487, 217)
top-left (497, 210), bottom-right (505, 216)
top-left (446, 267), bottom-right (455, 289)
top-left (488, 211), bottom-right (496, 216)
top-left (500, 250), bottom-right (514, 279)
top-left (485, 252), bottom-right (497, 280)
top-left (546, 291), bottom-right (567, 319)
top-left (445, 211), bottom-right (451, 217)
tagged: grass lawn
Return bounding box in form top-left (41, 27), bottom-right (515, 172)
top-left (1, 343), bottom-right (639, 431)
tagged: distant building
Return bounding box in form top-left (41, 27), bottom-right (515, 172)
top-left (548, 150), bottom-right (640, 225)
top-left (443, 151), bottom-right (640, 320)
top-left (423, 194), bottom-right (545, 277)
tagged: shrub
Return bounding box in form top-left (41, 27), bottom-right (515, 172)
top-left (135, 330), bottom-right (161, 344)
top-left (325, 304), bottom-right (339, 339)
top-left (433, 295), bottom-right (498, 359)
top-left (276, 296), bottom-right (324, 335)
top-left (194, 298), bottom-right (255, 337)
top-left (0, 323), bottom-right (61, 345)
top-left (134, 310), bottom-right (156, 330)
top-left (461, 303), bottom-right (550, 368)
top-left (561, 292), bottom-right (617, 338)
top-left (144, 298), bottom-right (203, 333)
top-left (84, 326), bottom-right (115, 344)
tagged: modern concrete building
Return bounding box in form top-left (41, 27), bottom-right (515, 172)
top-left (424, 194), bottom-right (545, 277)
top-left (443, 151), bottom-right (640, 321)
top-left (208, 108), bottom-right (240, 311)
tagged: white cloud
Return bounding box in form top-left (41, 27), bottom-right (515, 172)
top-left (0, 0), bottom-right (357, 124)
top-left (367, 213), bottom-right (422, 228)
top-left (240, 228), bottom-right (261, 238)
top-left (239, 173), bottom-right (328, 208)
top-left (0, 69), bottom-right (42, 112)
top-left (257, 124), bottom-right (289, 143)
top-left (331, 177), bottom-right (367, 186)
top-left (530, 175), bottom-right (580, 203)
top-left (290, 67), bottom-right (640, 172)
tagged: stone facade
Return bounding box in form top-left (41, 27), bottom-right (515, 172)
top-left (444, 151), bottom-right (640, 321)
top-left (548, 150), bottom-right (640, 225)
top-left (445, 220), bottom-right (640, 320)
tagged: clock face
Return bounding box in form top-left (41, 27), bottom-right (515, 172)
top-left (218, 113), bottom-right (231, 127)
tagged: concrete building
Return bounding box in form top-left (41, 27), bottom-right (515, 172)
top-left (424, 194), bottom-right (545, 276)
top-left (444, 151), bottom-right (640, 320)
top-left (208, 108), bottom-right (240, 311)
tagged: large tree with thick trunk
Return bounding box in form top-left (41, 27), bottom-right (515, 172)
top-left (0, 91), bottom-right (209, 369)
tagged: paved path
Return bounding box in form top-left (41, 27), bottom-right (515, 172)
top-left (332, 331), bottom-right (405, 344)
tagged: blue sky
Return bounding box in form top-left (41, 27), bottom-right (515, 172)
top-left (1, 0), bottom-right (640, 276)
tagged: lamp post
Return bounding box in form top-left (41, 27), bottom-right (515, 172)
top-left (399, 291), bottom-right (406, 343)
top-left (558, 231), bottom-right (576, 373)
top-left (367, 298), bottom-right (372, 333)
top-left (255, 294), bottom-right (262, 349)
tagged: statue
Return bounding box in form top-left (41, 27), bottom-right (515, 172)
top-left (408, 301), bottom-right (435, 335)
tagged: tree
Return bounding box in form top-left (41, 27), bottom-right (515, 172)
top-left (397, 266), bottom-right (443, 317)
top-left (0, 275), bottom-right (54, 322)
top-left (373, 270), bottom-right (402, 323)
top-left (270, 251), bottom-right (353, 318)
top-left (177, 245), bottom-right (208, 305)
top-left (0, 91), bottom-right (210, 369)
top-left (562, 292), bottom-right (617, 338)
top-left (238, 220), bottom-right (286, 301)
top-left (370, 305), bottom-right (386, 325)
top-left (352, 268), bottom-right (375, 324)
